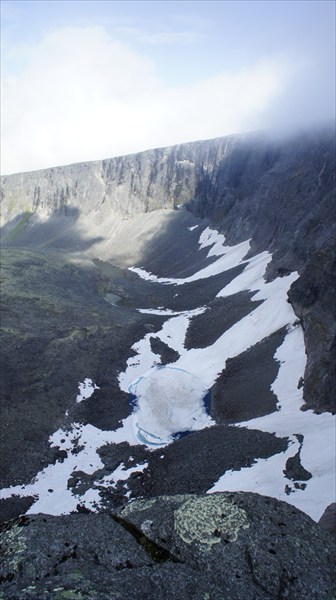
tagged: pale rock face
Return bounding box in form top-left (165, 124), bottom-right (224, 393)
top-left (0, 137), bottom-right (224, 225)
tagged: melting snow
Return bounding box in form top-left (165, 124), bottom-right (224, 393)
top-left (0, 417), bottom-right (140, 515)
top-left (98, 461), bottom-right (148, 487)
top-left (124, 226), bottom-right (336, 519)
top-left (138, 307), bottom-right (207, 316)
top-left (129, 366), bottom-right (213, 446)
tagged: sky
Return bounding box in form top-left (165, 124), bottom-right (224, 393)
top-left (1, 0), bottom-right (335, 175)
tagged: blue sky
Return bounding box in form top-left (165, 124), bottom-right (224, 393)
top-left (1, 0), bottom-right (335, 174)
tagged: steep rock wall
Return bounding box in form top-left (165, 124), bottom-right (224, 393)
top-left (188, 129), bottom-right (336, 413)
top-left (0, 136), bottom-right (231, 223)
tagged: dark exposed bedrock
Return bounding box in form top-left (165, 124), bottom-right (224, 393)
top-left (211, 328), bottom-right (287, 423)
top-left (123, 425), bottom-right (288, 499)
top-left (184, 292), bottom-right (262, 350)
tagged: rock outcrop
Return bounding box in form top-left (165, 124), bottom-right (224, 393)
top-left (1, 492), bottom-right (335, 599)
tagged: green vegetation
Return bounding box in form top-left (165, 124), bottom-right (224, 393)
top-left (5, 211), bottom-right (31, 241)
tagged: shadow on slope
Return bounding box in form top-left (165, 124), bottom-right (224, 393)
top-left (0, 206), bottom-right (104, 252)
top-left (187, 130), bottom-right (336, 413)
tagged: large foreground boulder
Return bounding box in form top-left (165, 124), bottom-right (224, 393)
top-left (0, 492), bottom-right (335, 599)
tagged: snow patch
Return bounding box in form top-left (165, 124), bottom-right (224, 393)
top-left (76, 378), bottom-right (99, 403)
top-left (208, 326), bottom-right (336, 521)
top-left (98, 461), bottom-right (148, 487)
top-left (129, 227), bottom-right (250, 285)
top-left (0, 416), bottom-right (139, 515)
top-left (1, 225), bottom-right (334, 522)
top-left (138, 307), bottom-right (207, 316)
top-left (118, 307), bottom-right (206, 393)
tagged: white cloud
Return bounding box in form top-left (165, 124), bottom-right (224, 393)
top-left (0, 25), bottom-right (322, 175)
top-left (135, 31), bottom-right (207, 45)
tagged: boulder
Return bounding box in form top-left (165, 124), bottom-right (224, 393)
top-left (1, 492), bottom-right (335, 599)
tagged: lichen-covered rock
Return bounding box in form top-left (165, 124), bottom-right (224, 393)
top-left (173, 495), bottom-right (250, 547)
top-left (116, 492), bottom-right (336, 599)
top-left (1, 493), bottom-right (335, 599)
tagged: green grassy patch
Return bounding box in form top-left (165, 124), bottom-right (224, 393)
top-left (5, 211), bottom-right (31, 241)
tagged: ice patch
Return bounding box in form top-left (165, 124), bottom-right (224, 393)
top-left (118, 308), bottom-right (206, 393)
top-left (129, 366), bottom-right (213, 446)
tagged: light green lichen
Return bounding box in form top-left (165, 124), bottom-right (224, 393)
top-left (23, 586), bottom-right (37, 592)
top-left (161, 494), bottom-right (192, 504)
top-left (174, 495), bottom-right (249, 550)
top-left (55, 591), bottom-right (84, 600)
top-left (120, 494), bottom-right (188, 518)
top-left (1, 525), bottom-right (27, 571)
top-left (120, 497), bottom-right (158, 516)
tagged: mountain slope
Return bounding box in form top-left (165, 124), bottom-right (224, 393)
top-left (0, 129), bottom-right (335, 531)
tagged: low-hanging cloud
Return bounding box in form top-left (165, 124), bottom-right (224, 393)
top-left (1, 25), bottom-right (334, 175)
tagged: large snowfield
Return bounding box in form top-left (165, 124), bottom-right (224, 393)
top-left (1, 227), bottom-right (335, 521)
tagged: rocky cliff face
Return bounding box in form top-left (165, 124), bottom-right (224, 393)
top-left (1, 129), bottom-right (335, 412)
top-left (0, 137), bottom-right (221, 222)
top-left (188, 129), bottom-right (336, 414)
